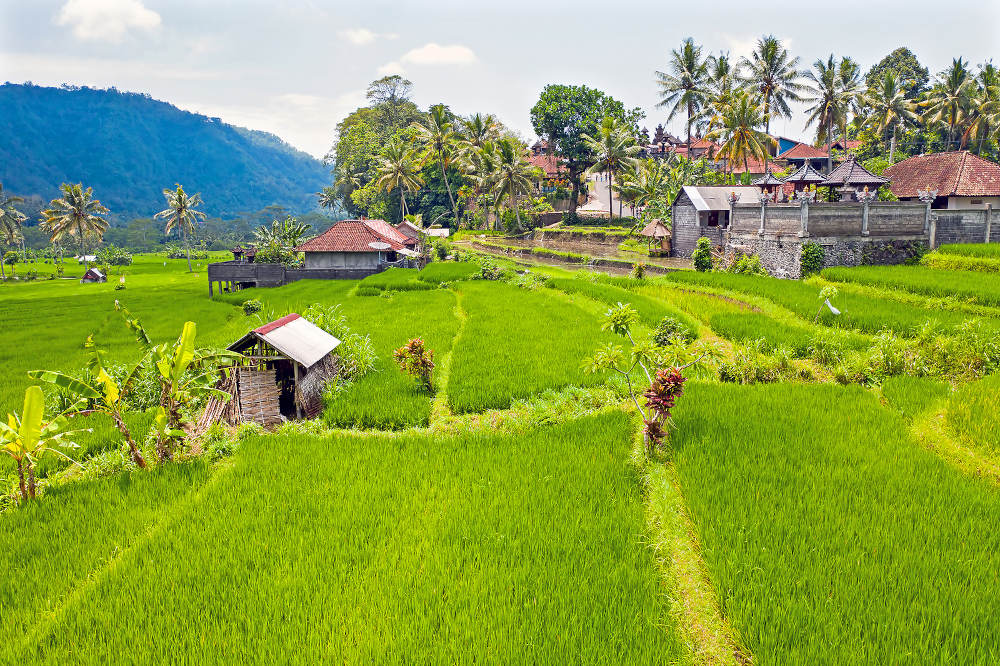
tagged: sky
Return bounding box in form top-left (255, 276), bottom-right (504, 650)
top-left (1, 0), bottom-right (998, 160)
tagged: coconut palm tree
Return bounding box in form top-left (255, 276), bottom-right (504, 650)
top-left (154, 184), bottom-right (206, 272)
top-left (374, 138), bottom-right (425, 218)
top-left (466, 140), bottom-right (501, 229)
top-left (41, 183), bottom-right (109, 260)
top-left (460, 113), bottom-right (499, 151)
top-left (739, 35), bottom-right (804, 138)
top-left (412, 104), bottom-right (460, 227)
top-left (697, 52), bottom-right (741, 137)
top-left (837, 57), bottom-right (864, 133)
top-left (708, 91), bottom-right (774, 177)
top-left (582, 116), bottom-right (643, 220)
top-left (0, 184), bottom-right (26, 280)
top-left (964, 63), bottom-right (1000, 154)
top-left (489, 138), bottom-right (539, 230)
top-left (924, 58), bottom-right (975, 151)
top-left (864, 71), bottom-right (919, 163)
top-left (803, 55), bottom-right (851, 172)
top-left (317, 186), bottom-right (339, 211)
top-left (655, 38), bottom-right (709, 155)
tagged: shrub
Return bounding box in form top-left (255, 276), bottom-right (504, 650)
top-left (800, 242), bottom-right (824, 275)
top-left (301, 303), bottom-right (377, 382)
top-left (96, 244), bottom-right (133, 266)
top-left (242, 299), bottom-right (263, 316)
top-left (726, 252), bottom-right (768, 276)
top-left (692, 237), bottom-right (713, 272)
top-left (4, 251), bottom-right (18, 265)
top-left (629, 262), bottom-right (646, 279)
top-left (653, 316), bottom-right (695, 347)
top-left (394, 338), bottom-right (435, 392)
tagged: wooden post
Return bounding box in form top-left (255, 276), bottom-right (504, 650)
top-left (986, 203), bottom-right (993, 243)
top-left (209, 280), bottom-right (213, 297)
top-left (293, 363), bottom-right (302, 419)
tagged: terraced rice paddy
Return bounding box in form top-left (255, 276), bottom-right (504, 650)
top-left (945, 374), bottom-right (1000, 458)
top-left (823, 265), bottom-right (1000, 306)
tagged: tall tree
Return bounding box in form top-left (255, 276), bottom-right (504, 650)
top-left (837, 57), bottom-right (864, 139)
top-left (41, 183), bottom-right (109, 259)
top-left (460, 113), bottom-right (499, 151)
top-left (697, 52), bottom-right (741, 137)
top-left (154, 184), bottom-right (206, 272)
top-left (582, 117), bottom-right (643, 219)
top-left (530, 84), bottom-right (643, 216)
top-left (865, 47), bottom-right (929, 100)
top-left (708, 91), bottom-right (774, 176)
top-left (803, 55), bottom-right (850, 172)
top-left (489, 138), bottom-right (539, 230)
top-left (965, 63), bottom-right (1000, 154)
top-left (412, 104), bottom-right (461, 227)
top-left (924, 58), bottom-right (975, 151)
top-left (863, 71), bottom-right (919, 163)
top-left (374, 138), bottom-right (425, 218)
top-left (0, 184), bottom-right (26, 280)
top-left (655, 38), bottom-right (708, 155)
top-left (739, 35), bottom-right (804, 138)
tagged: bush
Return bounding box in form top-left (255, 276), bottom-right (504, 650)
top-left (96, 244), bottom-right (133, 266)
top-left (3, 251), bottom-right (17, 265)
top-left (653, 316), bottom-right (696, 347)
top-left (692, 237), bottom-right (713, 272)
top-left (726, 252), bottom-right (768, 276)
top-left (242, 299), bottom-right (263, 316)
top-left (629, 262), bottom-right (646, 279)
top-left (800, 242), bottom-right (824, 275)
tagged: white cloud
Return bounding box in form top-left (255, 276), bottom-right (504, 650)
top-left (376, 61), bottom-right (405, 77)
top-left (339, 28), bottom-right (398, 46)
top-left (54, 0), bottom-right (161, 43)
top-left (400, 43), bottom-right (477, 66)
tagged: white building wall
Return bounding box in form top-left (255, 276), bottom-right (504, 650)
top-left (947, 196), bottom-right (1000, 210)
top-left (304, 252), bottom-right (379, 269)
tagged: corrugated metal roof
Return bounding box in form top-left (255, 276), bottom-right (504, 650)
top-left (679, 186), bottom-right (762, 211)
top-left (230, 313), bottom-right (341, 368)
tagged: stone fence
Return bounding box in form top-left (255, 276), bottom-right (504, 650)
top-left (206, 260), bottom-right (413, 296)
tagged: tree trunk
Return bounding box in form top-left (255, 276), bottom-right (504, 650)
top-left (16, 459), bottom-right (26, 500)
top-left (440, 159), bottom-right (459, 227)
top-left (826, 116), bottom-right (833, 173)
top-left (686, 100), bottom-right (693, 156)
top-left (115, 414), bottom-right (147, 468)
top-left (568, 167), bottom-right (582, 216)
top-left (79, 222), bottom-right (86, 261)
top-left (0, 247), bottom-right (5, 280)
top-left (511, 187), bottom-right (522, 229)
top-left (400, 189), bottom-right (407, 218)
top-left (183, 226), bottom-right (192, 272)
top-left (608, 169), bottom-right (614, 221)
top-left (27, 462), bottom-right (36, 499)
top-left (889, 125), bottom-right (897, 164)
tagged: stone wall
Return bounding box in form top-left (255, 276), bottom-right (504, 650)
top-left (671, 192), bottom-right (701, 256)
top-left (869, 202), bottom-right (927, 236)
top-left (933, 208), bottom-right (996, 246)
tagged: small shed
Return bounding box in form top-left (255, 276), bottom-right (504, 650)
top-left (80, 267), bottom-right (106, 283)
top-left (640, 219), bottom-right (671, 254)
top-left (222, 314), bottom-right (341, 425)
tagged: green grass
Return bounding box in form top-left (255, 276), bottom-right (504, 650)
top-left (945, 374), bottom-right (1000, 458)
top-left (922, 252), bottom-right (1000, 273)
top-left (357, 267), bottom-right (435, 291)
top-left (671, 382), bottom-right (1000, 664)
top-left (17, 414), bottom-right (686, 664)
top-left (936, 243), bottom-right (1000, 258)
top-left (709, 312), bottom-right (870, 356)
top-left (822, 265), bottom-right (1000, 306)
top-left (448, 282), bottom-right (619, 413)
top-left (662, 270), bottom-right (987, 335)
top-left (0, 461), bottom-right (212, 659)
top-left (880, 375), bottom-right (952, 420)
top-left (548, 277), bottom-right (699, 332)
top-left (417, 261), bottom-right (481, 283)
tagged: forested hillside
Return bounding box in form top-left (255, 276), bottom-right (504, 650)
top-left (0, 83), bottom-right (330, 220)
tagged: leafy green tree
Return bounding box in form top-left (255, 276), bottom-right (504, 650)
top-left (924, 58), bottom-right (975, 151)
top-left (41, 183), bottom-right (109, 259)
top-left (374, 138), bottom-right (425, 219)
top-left (739, 35), bottom-right (805, 137)
top-left (530, 84), bottom-right (643, 215)
top-left (692, 236), bottom-right (713, 271)
top-left (708, 91), bottom-right (774, 175)
top-left (863, 71), bottom-right (919, 163)
top-left (0, 184), bottom-right (26, 280)
top-left (965, 63), bottom-right (1000, 155)
top-left (317, 186), bottom-right (339, 211)
top-left (865, 47), bottom-right (929, 100)
top-left (155, 185), bottom-right (206, 272)
top-left (583, 117), bottom-right (643, 219)
top-left (655, 38), bottom-right (709, 155)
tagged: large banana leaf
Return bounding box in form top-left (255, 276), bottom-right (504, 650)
top-left (28, 370), bottom-right (102, 401)
top-left (18, 386), bottom-right (44, 451)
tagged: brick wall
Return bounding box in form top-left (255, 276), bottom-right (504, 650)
top-left (933, 209), bottom-right (993, 245)
top-left (671, 193), bottom-right (701, 256)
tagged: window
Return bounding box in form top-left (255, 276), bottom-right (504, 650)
top-left (706, 211), bottom-right (720, 227)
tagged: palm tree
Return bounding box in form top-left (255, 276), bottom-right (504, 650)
top-left (489, 138), bottom-right (539, 230)
top-left (412, 104), bottom-right (460, 227)
top-left (739, 35), bottom-right (805, 139)
top-left (460, 113), bottom-right (499, 151)
top-left (803, 55), bottom-right (851, 172)
top-left (924, 58), bottom-right (975, 150)
top-left (837, 57), bottom-right (864, 134)
top-left (697, 52), bottom-right (741, 137)
top-left (41, 183), bottom-right (109, 260)
top-left (707, 91), bottom-right (774, 176)
top-left (374, 138), bottom-right (425, 218)
top-left (655, 38), bottom-right (709, 155)
top-left (0, 184), bottom-right (26, 280)
top-left (317, 186), bottom-right (339, 211)
top-left (964, 63), bottom-right (1000, 154)
top-left (254, 216), bottom-right (312, 249)
top-left (582, 117), bottom-right (643, 220)
top-left (864, 71), bottom-right (919, 163)
top-left (467, 140), bottom-right (501, 229)
top-left (154, 184), bottom-right (206, 272)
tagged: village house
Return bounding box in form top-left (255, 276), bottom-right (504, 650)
top-left (670, 185), bottom-right (762, 256)
top-left (296, 219), bottom-right (416, 269)
top-left (776, 142), bottom-right (830, 171)
top-left (883, 151), bottom-right (1000, 209)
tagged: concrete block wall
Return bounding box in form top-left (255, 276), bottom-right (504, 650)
top-left (869, 202), bottom-right (927, 236)
top-left (671, 192), bottom-right (702, 257)
top-left (933, 209), bottom-right (992, 245)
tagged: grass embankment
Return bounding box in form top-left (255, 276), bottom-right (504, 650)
top-left (670, 382), bottom-right (1000, 663)
top-left (880, 375), bottom-right (951, 420)
top-left (936, 243), bottom-right (1000, 258)
top-left (448, 282), bottom-right (620, 413)
top-left (17, 414), bottom-right (687, 664)
top-left (416, 261), bottom-right (481, 283)
top-left (945, 374), bottom-right (1000, 459)
top-left (822, 265), bottom-right (1000, 306)
top-left (548, 277), bottom-right (699, 332)
top-left (357, 267), bottom-right (436, 292)
top-left (663, 271), bottom-right (989, 335)
top-left (708, 312), bottom-right (870, 356)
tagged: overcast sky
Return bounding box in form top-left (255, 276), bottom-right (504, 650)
top-left (2, 0), bottom-right (997, 159)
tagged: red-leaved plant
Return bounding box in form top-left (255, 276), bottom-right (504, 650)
top-left (642, 367), bottom-right (686, 448)
top-left (394, 338), bottom-right (435, 392)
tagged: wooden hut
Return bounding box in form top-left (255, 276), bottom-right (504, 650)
top-left (213, 314), bottom-right (341, 426)
top-left (80, 267), bottom-right (106, 283)
top-left (640, 219), bottom-right (671, 255)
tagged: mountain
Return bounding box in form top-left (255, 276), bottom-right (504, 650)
top-left (0, 83), bottom-right (331, 220)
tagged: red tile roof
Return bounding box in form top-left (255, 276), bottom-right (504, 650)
top-left (778, 142), bottom-right (828, 160)
top-left (528, 152), bottom-right (564, 177)
top-left (728, 156), bottom-right (768, 174)
top-left (296, 219), bottom-right (411, 253)
top-left (883, 151), bottom-right (1000, 199)
top-left (254, 313), bottom-right (301, 335)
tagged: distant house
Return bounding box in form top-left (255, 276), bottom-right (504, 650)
top-left (396, 221), bottom-right (450, 245)
top-left (295, 219), bottom-right (417, 269)
top-left (776, 142), bottom-right (829, 171)
top-left (80, 267), bottom-right (105, 283)
top-left (76, 255), bottom-right (96, 264)
top-left (529, 140), bottom-right (567, 188)
top-left (883, 151), bottom-right (1000, 210)
top-left (771, 136), bottom-right (801, 157)
top-left (670, 185), bottom-right (762, 257)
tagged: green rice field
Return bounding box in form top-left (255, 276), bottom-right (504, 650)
top-left (822, 265), bottom-right (1000, 306)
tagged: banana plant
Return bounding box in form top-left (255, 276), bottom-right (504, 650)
top-left (29, 337), bottom-right (150, 469)
top-left (0, 386), bottom-right (84, 500)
